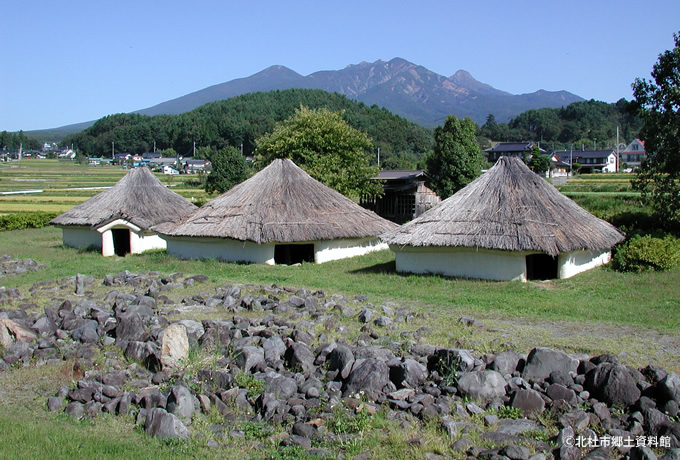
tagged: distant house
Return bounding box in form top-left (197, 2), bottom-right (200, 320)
top-left (620, 139), bottom-right (646, 171)
top-left (114, 153), bottom-right (131, 163)
top-left (142, 152), bottom-right (162, 160)
top-left (183, 159), bottom-right (211, 173)
top-left (360, 170), bottom-right (440, 223)
top-left (571, 150), bottom-right (618, 173)
top-left (162, 165), bottom-right (180, 175)
top-left (484, 142), bottom-right (545, 163)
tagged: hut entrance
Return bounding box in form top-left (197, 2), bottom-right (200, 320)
top-left (112, 229), bottom-right (131, 256)
top-left (525, 254), bottom-right (558, 280)
top-left (274, 244), bottom-right (314, 265)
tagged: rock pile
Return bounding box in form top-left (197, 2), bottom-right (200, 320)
top-left (0, 254), bottom-right (45, 283)
top-left (1, 269), bottom-right (680, 459)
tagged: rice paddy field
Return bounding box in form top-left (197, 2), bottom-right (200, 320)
top-left (0, 159), bottom-right (208, 214)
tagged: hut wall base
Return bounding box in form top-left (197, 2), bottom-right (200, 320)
top-left (61, 227), bottom-right (102, 251)
top-left (164, 237), bottom-right (275, 264)
top-left (392, 246), bottom-right (527, 281)
top-left (557, 250), bottom-right (611, 279)
top-left (314, 238), bottom-right (388, 264)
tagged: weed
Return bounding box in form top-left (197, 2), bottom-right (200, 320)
top-left (233, 370), bottom-right (264, 398)
top-left (327, 404), bottom-right (372, 436)
top-left (241, 420), bottom-right (274, 440)
top-left (494, 405), bottom-right (523, 420)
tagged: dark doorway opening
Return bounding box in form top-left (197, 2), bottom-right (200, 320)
top-left (526, 253), bottom-right (558, 280)
top-left (274, 244), bottom-right (314, 265)
top-left (112, 229), bottom-right (131, 257)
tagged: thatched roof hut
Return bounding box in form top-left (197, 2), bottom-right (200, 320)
top-left (51, 167), bottom-right (196, 257)
top-left (156, 158), bottom-right (398, 264)
top-left (381, 156), bottom-right (625, 281)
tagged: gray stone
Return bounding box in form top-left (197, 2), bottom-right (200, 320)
top-left (546, 383), bottom-right (578, 406)
top-left (115, 312), bottom-right (148, 343)
top-left (145, 407), bottom-right (190, 439)
top-left (263, 336), bottom-right (287, 363)
top-left (659, 373), bottom-right (680, 403)
top-left (65, 401), bottom-right (84, 418)
top-left (47, 396), bottom-right (63, 412)
top-left (629, 446), bottom-right (659, 460)
top-left (234, 346), bottom-right (265, 373)
top-left (262, 371), bottom-right (298, 400)
top-left (502, 444), bottom-right (530, 460)
top-left (166, 385), bottom-right (195, 422)
top-left (457, 370), bottom-right (507, 400)
top-left (490, 351), bottom-right (523, 376)
top-left (284, 342), bottom-right (316, 374)
top-left (390, 358), bottom-right (428, 389)
top-left (522, 347), bottom-right (578, 381)
top-left (72, 319), bottom-right (99, 343)
top-left (510, 389), bottom-right (545, 414)
top-left (327, 344), bottom-right (354, 380)
top-left (343, 358), bottom-right (390, 399)
top-left (32, 316), bottom-right (58, 336)
top-left (584, 363), bottom-right (641, 407)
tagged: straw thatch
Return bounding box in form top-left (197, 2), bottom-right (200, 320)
top-left (381, 156), bottom-right (625, 256)
top-left (155, 158), bottom-right (398, 243)
top-left (50, 167), bottom-right (197, 229)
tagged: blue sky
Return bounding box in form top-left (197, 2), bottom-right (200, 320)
top-left (2, 0), bottom-right (678, 132)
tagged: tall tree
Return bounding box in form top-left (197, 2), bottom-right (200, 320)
top-left (426, 115), bottom-right (484, 199)
top-left (255, 106), bottom-right (382, 199)
top-left (204, 146), bottom-right (249, 194)
top-left (631, 31), bottom-right (680, 224)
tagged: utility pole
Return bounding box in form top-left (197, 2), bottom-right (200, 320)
top-left (112, 141), bottom-right (114, 159)
top-left (377, 147), bottom-right (380, 168)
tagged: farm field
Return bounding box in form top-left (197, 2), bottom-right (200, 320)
top-left (1, 160), bottom-right (678, 459)
top-left (0, 160), bottom-right (208, 214)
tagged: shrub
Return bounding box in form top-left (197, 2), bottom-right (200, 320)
top-left (0, 212), bottom-right (59, 232)
top-left (612, 235), bottom-right (680, 272)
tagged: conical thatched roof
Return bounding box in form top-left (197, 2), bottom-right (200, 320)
top-left (155, 158), bottom-right (398, 243)
top-left (381, 156), bottom-right (625, 256)
top-left (50, 167), bottom-right (197, 230)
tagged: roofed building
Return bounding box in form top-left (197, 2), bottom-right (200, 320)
top-left (484, 142), bottom-right (545, 163)
top-left (360, 170), bottom-right (440, 223)
top-left (571, 150), bottom-right (618, 173)
top-left (155, 159), bottom-right (398, 265)
top-left (620, 139), bottom-right (646, 171)
top-left (381, 156), bottom-right (625, 281)
top-left (50, 167), bottom-right (197, 257)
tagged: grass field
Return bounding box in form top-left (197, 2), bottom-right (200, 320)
top-left (0, 160), bottom-right (678, 459)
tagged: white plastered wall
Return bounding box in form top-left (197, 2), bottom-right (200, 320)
top-left (314, 237), bottom-right (388, 263)
top-left (391, 245), bottom-right (529, 281)
top-left (557, 249), bottom-right (611, 279)
top-left (60, 226), bottom-right (102, 250)
top-left (163, 236), bottom-right (388, 265)
top-left (391, 245), bottom-right (611, 281)
top-left (164, 236), bottom-right (276, 264)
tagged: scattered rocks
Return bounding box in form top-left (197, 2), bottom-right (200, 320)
top-left (1, 268), bottom-right (679, 458)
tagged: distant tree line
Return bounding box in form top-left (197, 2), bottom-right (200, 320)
top-left (477, 99), bottom-right (642, 150)
top-left (61, 89), bottom-right (434, 169)
top-left (0, 131), bottom-right (41, 151)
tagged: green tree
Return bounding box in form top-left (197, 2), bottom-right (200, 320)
top-left (426, 115), bottom-right (484, 198)
top-left (631, 31), bottom-right (680, 225)
top-left (204, 146), bottom-right (249, 194)
top-left (528, 145), bottom-right (551, 174)
top-left (255, 106), bottom-right (382, 199)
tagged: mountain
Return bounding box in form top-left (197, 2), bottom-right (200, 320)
top-left (134, 58), bottom-right (583, 128)
top-left (28, 58), bottom-right (584, 138)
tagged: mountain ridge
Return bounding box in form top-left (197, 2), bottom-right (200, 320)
top-left (28, 58), bottom-right (584, 136)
